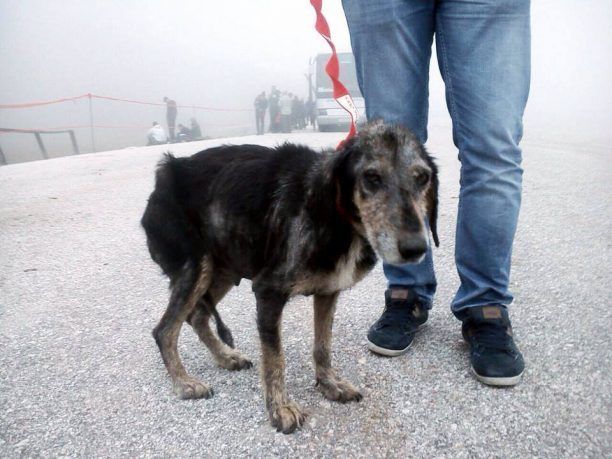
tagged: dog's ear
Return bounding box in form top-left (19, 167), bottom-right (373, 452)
top-left (425, 158), bottom-right (440, 247)
top-left (307, 141), bottom-right (356, 223)
top-left (329, 138), bottom-right (360, 220)
top-left (330, 138), bottom-right (356, 179)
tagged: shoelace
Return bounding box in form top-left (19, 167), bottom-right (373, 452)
top-left (469, 322), bottom-right (514, 353)
top-left (377, 301), bottom-right (418, 329)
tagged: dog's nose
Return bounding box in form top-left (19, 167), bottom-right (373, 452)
top-left (398, 237), bottom-right (428, 261)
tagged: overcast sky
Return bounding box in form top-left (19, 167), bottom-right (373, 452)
top-left (1, 0), bottom-right (611, 158)
top-left (0, 0), bottom-right (350, 107)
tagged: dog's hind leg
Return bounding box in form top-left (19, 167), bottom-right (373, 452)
top-left (255, 288), bottom-right (306, 434)
top-left (313, 293), bottom-right (363, 403)
top-left (190, 279), bottom-right (253, 371)
top-left (153, 257), bottom-right (214, 399)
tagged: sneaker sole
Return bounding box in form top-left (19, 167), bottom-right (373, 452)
top-left (366, 338), bottom-right (413, 357)
top-left (366, 323), bottom-right (425, 357)
top-left (471, 367), bottom-right (523, 386)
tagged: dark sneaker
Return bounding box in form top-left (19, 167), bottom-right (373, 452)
top-left (462, 306), bottom-right (525, 386)
top-left (367, 288), bottom-right (428, 357)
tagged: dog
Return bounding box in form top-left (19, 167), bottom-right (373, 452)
top-left (141, 120), bottom-right (439, 433)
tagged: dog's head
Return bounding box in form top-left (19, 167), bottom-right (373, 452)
top-left (333, 120), bottom-right (439, 265)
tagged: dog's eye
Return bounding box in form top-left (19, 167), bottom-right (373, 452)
top-left (413, 168), bottom-right (430, 188)
top-left (363, 170), bottom-right (383, 190)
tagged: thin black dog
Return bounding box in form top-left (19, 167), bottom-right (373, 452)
top-left (141, 120), bottom-right (439, 433)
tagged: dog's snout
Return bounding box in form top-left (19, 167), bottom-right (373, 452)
top-left (398, 237), bottom-right (428, 261)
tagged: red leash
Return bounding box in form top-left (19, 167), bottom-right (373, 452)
top-left (310, 0), bottom-right (358, 150)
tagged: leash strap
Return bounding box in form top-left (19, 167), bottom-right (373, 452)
top-left (310, 0), bottom-right (358, 149)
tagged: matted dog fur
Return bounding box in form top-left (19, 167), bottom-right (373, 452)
top-left (141, 120), bottom-right (439, 433)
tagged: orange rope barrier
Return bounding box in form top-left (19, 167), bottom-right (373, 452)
top-left (0, 94), bottom-right (89, 109)
top-left (0, 93), bottom-right (253, 112)
top-left (0, 123), bottom-right (252, 133)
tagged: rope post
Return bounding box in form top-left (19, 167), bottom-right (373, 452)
top-left (87, 93), bottom-right (96, 152)
top-left (69, 130), bottom-right (80, 155)
top-left (34, 132), bottom-right (49, 159)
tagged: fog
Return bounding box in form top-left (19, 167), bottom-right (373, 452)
top-left (1, 0), bottom-right (610, 163)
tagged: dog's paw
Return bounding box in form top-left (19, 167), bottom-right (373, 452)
top-left (217, 351), bottom-right (253, 371)
top-left (316, 377), bottom-right (363, 403)
top-left (269, 401), bottom-right (307, 434)
top-left (173, 376), bottom-right (214, 400)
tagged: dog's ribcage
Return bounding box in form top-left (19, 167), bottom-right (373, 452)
top-left (288, 217), bottom-right (369, 296)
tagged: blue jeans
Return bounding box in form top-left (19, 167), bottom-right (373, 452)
top-left (342, 0), bottom-right (531, 319)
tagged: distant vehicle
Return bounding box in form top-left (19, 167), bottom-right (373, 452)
top-left (314, 52), bottom-right (366, 132)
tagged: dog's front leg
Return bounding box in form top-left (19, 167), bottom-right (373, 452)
top-left (255, 288), bottom-right (306, 434)
top-left (313, 292), bottom-right (363, 403)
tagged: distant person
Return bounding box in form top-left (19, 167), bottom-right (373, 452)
top-left (291, 94), bottom-right (300, 129)
top-left (163, 96), bottom-right (177, 141)
top-left (176, 123), bottom-right (191, 142)
top-left (279, 92), bottom-right (293, 133)
top-left (254, 91), bottom-right (268, 135)
top-left (268, 86), bottom-right (280, 133)
top-left (147, 122), bottom-right (167, 145)
top-left (298, 97), bottom-right (306, 129)
top-left (190, 118), bottom-right (202, 140)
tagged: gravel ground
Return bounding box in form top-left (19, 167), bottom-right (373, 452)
top-left (0, 127), bottom-right (610, 458)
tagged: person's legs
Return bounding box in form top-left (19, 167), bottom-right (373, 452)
top-left (256, 111), bottom-right (263, 135)
top-left (343, 0), bottom-right (437, 307)
top-left (167, 114), bottom-right (176, 141)
top-left (435, 0), bottom-right (531, 319)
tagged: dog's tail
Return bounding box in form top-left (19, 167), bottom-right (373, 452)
top-left (212, 309), bottom-right (235, 348)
